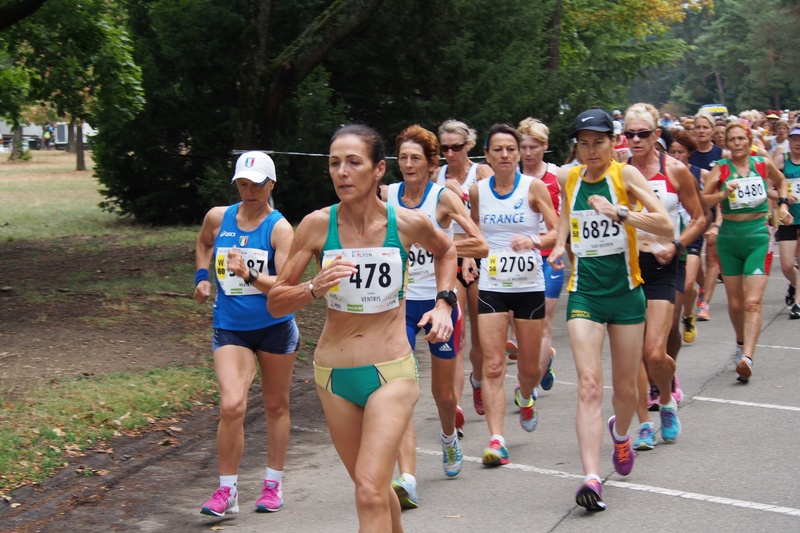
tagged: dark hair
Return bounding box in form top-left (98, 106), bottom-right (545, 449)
top-left (396, 125), bottom-right (440, 169)
top-left (671, 129), bottom-right (697, 153)
top-left (331, 124), bottom-right (386, 164)
top-left (484, 123), bottom-right (522, 150)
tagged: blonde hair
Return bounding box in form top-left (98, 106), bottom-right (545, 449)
top-left (517, 117), bottom-right (549, 144)
top-left (693, 110), bottom-right (715, 129)
top-left (438, 119), bottom-right (478, 150)
top-left (623, 103), bottom-right (659, 130)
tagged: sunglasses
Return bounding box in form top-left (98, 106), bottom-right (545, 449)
top-left (440, 142), bottom-right (467, 153)
top-left (623, 130), bottom-right (655, 140)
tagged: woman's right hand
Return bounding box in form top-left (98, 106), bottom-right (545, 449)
top-left (548, 247), bottom-right (566, 270)
top-left (194, 280), bottom-right (211, 304)
top-left (705, 226), bottom-right (719, 246)
top-left (312, 254), bottom-right (357, 296)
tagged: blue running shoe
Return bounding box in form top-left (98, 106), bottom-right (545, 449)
top-left (391, 475), bottom-right (419, 509)
top-left (660, 404), bottom-right (681, 442)
top-left (633, 423), bottom-right (656, 451)
top-left (540, 347), bottom-right (556, 391)
top-left (442, 437), bottom-right (463, 477)
top-left (514, 386), bottom-right (538, 432)
top-left (482, 438), bottom-right (509, 466)
top-left (575, 478), bottom-right (606, 512)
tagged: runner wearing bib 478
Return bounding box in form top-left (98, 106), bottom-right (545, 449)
top-left (268, 125), bottom-right (458, 532)
top-left (702, 122), bottom-right (793, 383)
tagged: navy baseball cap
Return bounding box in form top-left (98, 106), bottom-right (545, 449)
top-left (571, 109), bottom-right (614, 138)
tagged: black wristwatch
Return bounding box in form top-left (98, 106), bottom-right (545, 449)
top-left (248, 267), bottom-right (259, 284)
top-left (778, 197), bottom-right (790, 206)
top-left (436, 290), bottom-right (457, 307)
top-left (672, 240), bottom-right (685, 254)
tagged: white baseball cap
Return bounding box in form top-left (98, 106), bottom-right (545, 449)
top-left (231, 151), bottom-right (276, 184)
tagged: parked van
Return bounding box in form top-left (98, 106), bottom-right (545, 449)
top-left (700, 104), bottom-right (729, 117)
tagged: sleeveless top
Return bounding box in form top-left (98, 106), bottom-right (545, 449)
top-left (564, 161), bottom-right (642, 295)
top-left (718, 157), bottom-right (769, 215)
top-left (387, 181), bottom-right (454, 300)
top-left (632, 153), bottom-right (681, 240)
top-left (689, 144), bottom-right (723, 171)
top-left (436, 162), bottom-right (479, 235)
top-left (783, 153), bottom-right (800, 224)
top-left (320, 203), bottom-right (408, 313)
top-left (534, 162), bottom-right (561, 258)
top-left (477, 172), bottom-right (544, 293)
top-left (213, 204), bottom-right (292, 330)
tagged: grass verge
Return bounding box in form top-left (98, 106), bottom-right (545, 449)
top-left (0, 364), bottom-right (218, 496)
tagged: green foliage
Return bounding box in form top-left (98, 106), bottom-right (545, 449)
top-left (94, 0), bottom-right (244, 223)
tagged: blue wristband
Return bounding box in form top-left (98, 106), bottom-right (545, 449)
top-left (195, 268), bottom-right (210, 286)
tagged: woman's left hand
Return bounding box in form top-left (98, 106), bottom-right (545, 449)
top-left (510, 234), bottom-right (539, 252)
top-left (420, 302), bottom-right (454, 343)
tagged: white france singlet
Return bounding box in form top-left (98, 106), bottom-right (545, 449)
top-left (477, 172), bottom-right (544, 292)
top-left (387, 181), bottom-right (454, 300)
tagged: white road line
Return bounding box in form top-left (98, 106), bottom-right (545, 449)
top-left (417, 448), bottom-right (800, 517)
top-left (756, 344), bottom-right (800, 351)
top-left (693, 396), bottom-right (800, 412)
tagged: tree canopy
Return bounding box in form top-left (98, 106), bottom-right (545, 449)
top-left (4, 0), bottom-right (770, 224)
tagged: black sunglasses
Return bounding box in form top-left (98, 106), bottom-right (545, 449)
top-left (623, 130), bottom-right (655, 140)
top-left (441, 142), bottom-right (467, 153)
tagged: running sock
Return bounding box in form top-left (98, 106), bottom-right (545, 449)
top-left (490, 434), bottom-right (506, 446)
top-left (517, 389), bottom-right (533, 406)
top-left (266, 468), bottom-right (283, 484)
top-left (400, 472), bottom-right (416, 485)
top-left (736, 340), bottom-right (744, 347)
top-left (612, 423), bottom-right (628, 442)
top-left (660, 398), bottom-right (678, 411)
top-left (471, 374), bottom-right (482, 388)
top-left (220, 475), bottom-right (238, 493)
top-left (441, 431), bottom-right (457, 446)
top-left (584, 473), bottom-right (601, 484)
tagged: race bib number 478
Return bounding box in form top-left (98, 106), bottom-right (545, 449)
top-left (322, 247), bottom-right (404, 313)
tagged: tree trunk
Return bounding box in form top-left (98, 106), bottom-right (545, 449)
top-left (547, 0), bottom-right (561, 73)
top-left (0, 0), bottom-right (48, 31)
top-left (9, 126), bottom-right (24, 160)
top-left (235, 0), bottom-right (387, 150)
top-left (76, 119), bottom-right (86, 171)
top-left (67, 121), bottom-right (75, 153)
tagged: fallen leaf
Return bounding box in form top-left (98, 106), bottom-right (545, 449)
top-left (168, 426), bottom-right (182, 432)
top-left (52, 428), bottom-right (65, 437)
top-left (10, 503), bottom-right (21, 508)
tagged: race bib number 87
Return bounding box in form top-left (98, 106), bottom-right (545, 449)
top-left (322, 247), bottom-right (403, 313)
top-left (215, 247), bottom-right (268, 296)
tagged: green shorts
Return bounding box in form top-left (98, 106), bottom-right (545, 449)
top-left (567, 286), bottom-right (646, 325)
top-left (717, 218), bottom-right (770, 277)
top-left (313, 352), bottom-right (419, 408)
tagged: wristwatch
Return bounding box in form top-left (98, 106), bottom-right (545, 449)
top-left (616, 205), bottom-right (630, 222)
top-left (248, 267), bottom-right (259, 284)
top-left (435, 290), bottom-right (457, 307)
top-left (672, 240), bottom-right (685, 254)
top-left (778, 197), bottom-right (790, 206)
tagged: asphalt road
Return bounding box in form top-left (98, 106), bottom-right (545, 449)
top-left (4, 263), bottom-right (799, 532)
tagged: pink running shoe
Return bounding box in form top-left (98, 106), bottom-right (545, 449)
top-left (671, 375), bottom-right (684, 404)
top-left (455, 405), bottom-right (465, 438)
top-left (201, 486), bottom-right (238, 517)
top-left (471, 372), bottom-right (484, 416)
top-left (607, 416), bottom-right (634, 476)
top-left (506, 339), bottom-right (519, 361)
top-left (255, 480), bottom-right (283, 513)
top-left (696, 302), bottom-right (710, 321)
